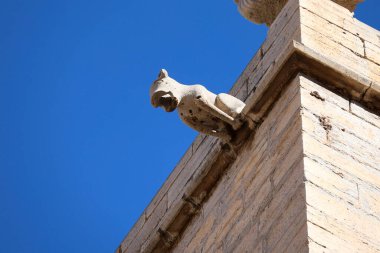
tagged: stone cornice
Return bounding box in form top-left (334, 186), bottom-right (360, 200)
top-left (235, 0), bottom-right (364, 25)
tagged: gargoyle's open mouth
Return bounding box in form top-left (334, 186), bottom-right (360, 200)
top-left (159, 96), bottom-right (178, 112)
top-left (151, 92), bottom-right (178, 112)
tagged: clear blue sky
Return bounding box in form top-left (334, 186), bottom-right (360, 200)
top-left (0, 1), bottom-right (378, 252)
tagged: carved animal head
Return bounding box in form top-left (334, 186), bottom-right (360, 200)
top-left (150, 69), bottom-right (182, 112)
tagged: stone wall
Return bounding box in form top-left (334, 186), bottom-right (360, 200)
top-left (300, 76), bottom-right (380, 252)
top-left (172, 75), bottom-right (307, 253)
top-left (172, 72), bottom-right (380, 253)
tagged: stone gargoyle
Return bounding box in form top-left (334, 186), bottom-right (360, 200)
top-left (150, 69), bottom-right (246, 141)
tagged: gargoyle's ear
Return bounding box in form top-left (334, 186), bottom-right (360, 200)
top-left (158, 69), bottom-right (168, 79)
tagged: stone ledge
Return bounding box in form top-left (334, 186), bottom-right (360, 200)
top-left (244, 40), bottom-right (379, 124)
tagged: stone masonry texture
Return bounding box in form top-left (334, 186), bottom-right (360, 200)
top-left (171, 73), bottom-right (380, 252)
top-left (301, 76), bottom-right (380, 252)
top-left (173, 75), bottom-right (308, 253)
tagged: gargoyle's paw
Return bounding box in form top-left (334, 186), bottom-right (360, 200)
top-left (221, 135), bottom-right (232, 143)
top-left (235, 113), bottom-right (246, 122)
top-left (231, 121), bottom-right (243, 131)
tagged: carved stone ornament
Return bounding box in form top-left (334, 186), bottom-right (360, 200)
top-left (150, 69), bottom-right (246, 141)
top-left (234, 0), bottom-right (364, 25)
